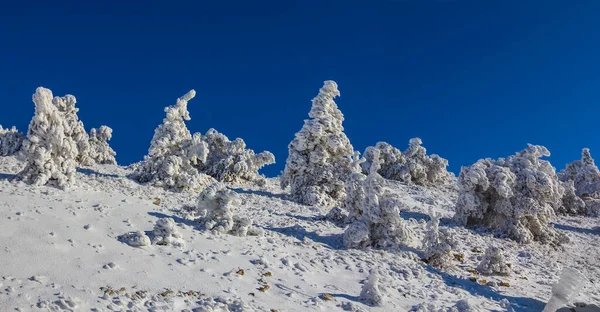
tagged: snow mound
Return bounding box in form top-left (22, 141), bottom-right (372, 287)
top-left (359, 271), bottom-right (384, 306)
top-left (118, 231), bottom-right (151, 247)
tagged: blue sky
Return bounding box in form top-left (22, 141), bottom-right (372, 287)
top-left (1, 1), bottom-right (599, 177)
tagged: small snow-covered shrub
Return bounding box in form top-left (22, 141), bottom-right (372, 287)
top-left (359, 271), bottom-right (384, 307)
top-left (52, 93), bottom-right (94, 166)
top-left (543, 267), bottom-right (587, 312)
top-left (281, 80), bottom-right (354, 208)
top-left (88, 126), bottom-right (117, 165)
top-left (195, 182), bottom-right (261, 236)
top-left (559, 180), bottom-right (587, 215)
top-left (477, 246), bottom-right (510, 276)
top-left (196, 128), bottom-right (275, 185)
top-left (131, 90), bottom-right (214, 192)
top-left (16, 87), bottom-right (78, 189)
top-left (118, 231), bottom-right (151, 247)
top-left (343, 150), bottom-right (414, 249)
top-left (423, 209), bottom-right (456, 269)
top-left (152, 218), bottom-right (183, 246)
top-left (362, 139), bottom-right (451, 187)
top-left (454, 144), bottom-right (567, 245)
top-left (0, 125), bottom-right (24, 156)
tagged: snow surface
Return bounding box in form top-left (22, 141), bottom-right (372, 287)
top-left (1, 155), bottom-right (600, 311)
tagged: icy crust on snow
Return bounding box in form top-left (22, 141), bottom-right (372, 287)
top-left (362, 139), bottom-right (452, 187)
top-left (559, 148), bottom-right (600, 216)
top-left (281, 80), bottom-right (354, 208)
top-left (88, 125), bottom-right (117, 165)
top-left (131, 90), bottom-right (215, 192)
top-left (196, 128), bottom-right (275, 185)
top-left (454, 144), bottom-right (568, 245)
top-left (343, 150), bottom-right (414, 249)
top-left (15, 87), bottom-right (78, 189)
top-left (0, 125), bottom-right (24, 156)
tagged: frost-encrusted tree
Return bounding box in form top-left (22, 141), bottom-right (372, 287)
top-left (196, 128), bottom-right (275, 185)
top-left (559, 180), bottom-right (587, 215)
top-left (343, 150), bottom-right (414, 249)
top-left (152, 218), bottom-right (184, 246)
top-left (193, 182), bottom-right (262, 236)
top-left (454, 144), bottom-right (567, 245)
top-left (0, 125), bottom-right (25, 156)
top-left (15, 87), bottom-right (77, 189)
top-left (281, 80), bottom-right (354, 208)
top-left (131, 90), bottom-right (214, 192)
top-left (88, 126), bottom-right (117, 165)
top-left (360, 271), bottom-right (385, 307)
top-left (477, 246), bottom-right (511, 276)
top-left (559, 148), bottom-right (600, 216)
top-left (361, 138), bottom-right (451, 187)
top-left (344, 151), bottom-right (367, 223)
top-left (423, 209), bottom-right (456, 269)
top-left (52, 93), bottom-right (94, 166)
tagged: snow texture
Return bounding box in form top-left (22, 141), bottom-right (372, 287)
top-left (15, 87), bottom-right (78, 189)
top-left (196, 128), bottom-right (275, 185)
top-left (52, 92), bottom-right (94, 166)
top-left (477, 246), bottom-right (511, 276)
top-left (454, 144), bottom-right (568, 245)
top-left (343, 149), bottom-right (414, 249)
top-left (362, 139), bottom-right (452, 187)
top-left (118, 231), bottom-right (151, 247)
top-left (543, 267), bottom-right (587, 312)
top-left (131, 90), bottom-right (215, 192)
top-left (195, 182), bottom-right (261, 236)
top-left (281, 80), bottom-right (354, 208)
top-left (0, 125), bottom-right (24, 156)
top-left (423, 208), bottom-right (456, 269)
top-left (88, 126), bottom-right (117, 165)
top-left (359, 271), bottom-right (385, 306)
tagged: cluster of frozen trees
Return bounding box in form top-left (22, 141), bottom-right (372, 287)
top-left (7, 87), bottom-right (116, 189)
top-left (454, 144), bottom-right (568, 245)
top-left (361, 139), bottom-right (452, 187)
top-left (132, 90), bottom-right (275, 192)
top-left (0, 125), bottom-right (25, 156)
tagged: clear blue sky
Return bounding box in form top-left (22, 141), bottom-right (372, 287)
top-left (1, 1), bottom-right (599, 177)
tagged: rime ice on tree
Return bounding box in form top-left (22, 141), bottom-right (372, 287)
top-left (360, 271), bottom-right (385, 307)
top-left (52, 93), bottom-right (94, 166)
top-left (361, 138), bottom-right (451, 187)
top-left (15, 87), bottom-right (78, 189)
top-left (281, 80), bottom-right (354, 208)
top-left (559, 148), bottom-right (600, 216)
top-left (477, 246), bottom-right (511, 276)
top-left (88, 126), bottom-right (117, 165)
top-left (454, 144), bottom-right (567, 245)
top-left (0, 125), bottom-right (25, 156)
top-left (422, 209), bottom-right (456, 269)
top-left (131, 90), bottom-right (214, 192)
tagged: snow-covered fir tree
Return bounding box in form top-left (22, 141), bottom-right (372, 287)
top-left (454, 144), bottom-right (567, 245)
top-left (559, 148), bottom-right (600, 216)
top-left (194, 182), bottom-right (262, 236)
top-left (422, 209), bottom-right (456, 269)
top-left (281, 80), bottom-right (354, 208)
top-left (15, 87), bottom-right (78, 189)
top-left (88, 126), bottom-right (117, 165)
top-left (131, 90), bottom-right (214, 192)
top-left (196, 128), bottom-right (275, 185)
top-left (361, 138), bottom-right (451, 187)
top-left (343, 150), bottom-right (414, 249)
top-left (477, 246), bottom-right (511, 276)
top-left (0, 125), bottom-right (25, 156)
top-left (52, 93), bottom-right (94, 166)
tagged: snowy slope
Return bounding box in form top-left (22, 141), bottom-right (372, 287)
top-left (0, 155), bottom-right (599, 311)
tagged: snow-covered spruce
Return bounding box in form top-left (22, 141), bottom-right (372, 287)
top-left (560, 180), bottom-right (587, 215)
top-left (15, 87), bottom-right (78, 189)
top-left (559, 148), bottom-right (600, 216)
top-left (477, 246), bottom-right (510, 276)
top-left (281, 80), bottom-right (354, 208)
top-left (359, 271), bottom-right (385, 307)
top-left (196, 128), bottom-right (275, 185)
top-left (362, 139), bottom-right (452, 187)
top-left (343, 150), bottom-right (414, 249)
top-left (152, 218), bottom-right (184, 246)
top-left (454, 144), bottom-right (568, 245)
top-left (344, 151), bottom-right (367, 223)
top-left (131, 90), bottom-right (214, 192)
top-left (118, 231), bottom-right (151, 247)
top-left (88, 126), bottom-right (117, 165)
top-left (422, 209), bottom-right (456, 269)
top-left (194, 182), bottom-right (262, 236)
top-left (0, 125), bottom-right (25, 156)
top-left (51, 93), bottom-right (94, 166)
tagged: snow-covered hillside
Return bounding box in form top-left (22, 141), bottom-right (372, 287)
top-left (1, 155), bottom-right (599, 312)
